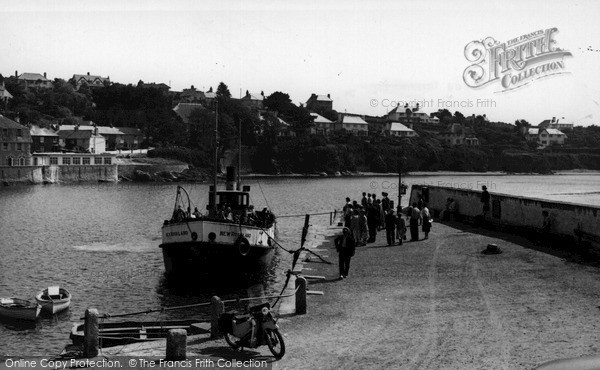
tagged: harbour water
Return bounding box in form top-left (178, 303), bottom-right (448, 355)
top-left (0, 173), bottom-right (599, 356)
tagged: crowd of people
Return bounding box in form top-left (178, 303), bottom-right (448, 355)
top-left (335, 191), bottom-right (434, 279)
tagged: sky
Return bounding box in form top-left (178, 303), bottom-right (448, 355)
top-left (1, 0), bottom-right (600, 126)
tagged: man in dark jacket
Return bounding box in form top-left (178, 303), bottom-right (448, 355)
top-left (335, 227), bottom-right (356, 279)
top-left (385, 210), bottom-right (398, 246)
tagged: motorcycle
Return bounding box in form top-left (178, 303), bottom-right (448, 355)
top-left (218, 302), bottom-right (285, 359)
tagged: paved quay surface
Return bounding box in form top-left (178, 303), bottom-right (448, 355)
top-left (274, 221), bottom-right (600, 370)
top-left (12, 221), bottom-right (600, 369)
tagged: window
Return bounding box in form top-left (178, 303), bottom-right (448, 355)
top-left (62, 157), bottom-right (71, 165)
top-left (2, 128), bottom-right (8, 137)
top-left (16, 129), bottom-right (22, 137)
top-left (1, 143), bottom-right (6, 151)
top-left (73, 157), bottom-right (81, 165)
top-left (104, 157), bottom-right (112, 165)
top-left (39, 136), bottom-right (44, 143)
top-left (19, 157), bottom-right (25, 166)
top-left (6, 157), bottom-right (13, 166)
top-left (82, 157), bottom-right (90, 165)
top-left (17, 143), bottom-right (22, 151)
top-left (94, 157), bottom-right (102, 165)
top-left (50, 157), bottom-right (58, 165)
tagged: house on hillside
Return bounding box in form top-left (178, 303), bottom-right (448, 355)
top-left (306, 94), bottom-right (333, 112)
top-left (538, 128), bottom-right (567, 148)
top-left (173, 102), bottom-right (205, 124)
top-left (240, 91), bottom-right (264, 109)
top-left (0, 79), bottom-right (12, 105)
top-left (0, 115), bottom-right (33, 166)
top-left (15, 71), bottom-right (53, 89)
top-left (337, 113), bottom-right (368, 136)
top-left (438, 123), bottom-right (478, 146)
top-left (72, 72), bottom-right (110, 89)
top-left (58, 123), bottom-right (142, 151)
top-left (138, 82), bottom-right (170, 92)
top-left (389, 122), bottom-right (418, 137)
top-left (539, 117), bottom-right (573, 131)
top-left (60, 127), bottom-right (106, 153)
top-left (29, 125), bottom-right (60, 153)
top-left (179, 86), bottom-right (206, 103)
top-left (386, 105), bottom-right (436, 125)
top-left (310, 112), bottom-right (335, 135)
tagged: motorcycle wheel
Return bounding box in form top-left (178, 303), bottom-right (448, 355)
top-left (265, 329), bottom-right (285, 359)
top-left (224, 333), bottom-right (241, 350)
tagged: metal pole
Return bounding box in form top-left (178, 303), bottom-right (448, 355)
top-left (213, 101), bottom-right (219, 211)
top-left (238, 118), bottom-right (241, 190)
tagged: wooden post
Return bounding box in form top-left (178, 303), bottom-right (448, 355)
top-left (166, 329), bottom-right (187, 360)
top-left (83, 308), bottom-right (99, 358)
top-left (210, 296), bottom-right (224, 339)
top-left (330, 212), bottom-right (333, 226)
top-left (295, 276), bottom-right (307, 315)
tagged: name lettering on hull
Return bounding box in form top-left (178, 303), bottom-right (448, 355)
top-left (166, 230), bottom-right (188, 237)
top-left (219, 231), bottom-right (252, 238)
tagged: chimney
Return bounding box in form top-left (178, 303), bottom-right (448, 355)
top-left (43, 72), bottom-right (47, 79)
top-left (94, 127), bottom-right (98, 136)
top-left (74, 124), bottom-right (79, 132)
top-left (327, 93), bottom-right (330, 99)
top-left (552, 116), bottom-right (556, 123)
top-left (87, 72), bottom-right (90, 76)
top-left (15, 70), bottom-right (18, 77)
top-left (226, 166), bottom-right (237, 190)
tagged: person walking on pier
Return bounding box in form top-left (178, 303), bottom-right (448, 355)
top-left (361, 192), bottom-right (368, 208)
top-left (421, 204), bottom-right (432, 240)
top-left (396, 213), bottom-right (407, 245)
top-left (335, 227), bottom-right (356, 279)
top-left (481, 185), bottom-right (490, 220)
top-left (409, 203), bottom-right (422, 241)
top-left (350, 209), bottom-right (361, 244)
top-left (385, 210), bottom-right (398, 246)
top-left (359, 208), bottom-right (369, 246)
top-left (367, 203), bottom-right (379, 243)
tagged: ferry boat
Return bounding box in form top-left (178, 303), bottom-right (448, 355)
top-left (159, 166), bottom-right (276, 276)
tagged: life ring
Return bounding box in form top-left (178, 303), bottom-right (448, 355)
top-left (191, 232), bottom-right (198, 241)
top-left (236, 236), bottom-right (251, 256)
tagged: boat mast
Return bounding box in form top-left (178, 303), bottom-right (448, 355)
top-left (213, 100), bottom-right (219, 212)
top-left (237, 117), bottom-right (241, 190)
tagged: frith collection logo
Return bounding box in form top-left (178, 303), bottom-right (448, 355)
top-left (463, 28), bottom-right (572, 92)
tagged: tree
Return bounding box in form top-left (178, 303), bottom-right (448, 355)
top-left (216, 82), bottom-right (231, 98)
top-left (453, 111), bottom-right (465, 124)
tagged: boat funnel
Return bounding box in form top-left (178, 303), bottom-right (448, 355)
top-left (226, 166), bottom-right (237, 190)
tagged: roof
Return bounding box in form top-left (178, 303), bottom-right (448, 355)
top-left (390, 122), bottom-right (414, 132)
top-left (0, 88), bottom-right (12, 99)
top-left (313, 94), bottom-right (332, 102)
top-left (173, 103), bottom-right (205, 123)
top-left (66, 130), bottom-right (101, 139)
top-left (18, 73), bottom-right (49, 81)
top-left (204, 91), bottom-right (217, 99)
top-left (528, 128), bottom-right (539, 135)
top-left (0, 115), bottom-right (26, 129)
top-left (73, 74), bottom-right (110, 84)
top-left (30, 125), bottom-right (59, 137)
top-left (544, 129), bottom-right (566, 135)
top-left (243, 92), bottom-right (264, 101)
top-left (58, 125), bottom-right (141, 136)
top-left (310, 113), bottom-right (333, 124)
top-left (342, 115), bottom-right (368, 125)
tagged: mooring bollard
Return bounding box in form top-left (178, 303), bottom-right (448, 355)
top-left (329, 212), bottom-right (333, 226)
top-left (166, 329), bottom-right (187, 360)
top-left (83, 308), bottom-right (99, 358)
top-left (210, 296), bottom-right (224, 339)
top-left (295, 276), bottom-right (307, 315)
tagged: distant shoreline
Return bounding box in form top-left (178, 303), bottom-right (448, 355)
top-left (240, 169), bottom-right (600, 179)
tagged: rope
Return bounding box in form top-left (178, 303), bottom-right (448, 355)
top-left (276, 211), bottom-right (338, 218)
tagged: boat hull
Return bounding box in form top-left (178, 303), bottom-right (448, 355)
top-left (160, 241), bottom-right (275, 277)
top-left (160, 220), bottom-right (276, 277)
top-left (0, 298), bottom-right (41, 321)
top-left (70, 320), bottom-right (208, 348)
top-left (35, 288), bottom-right (71, 315)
